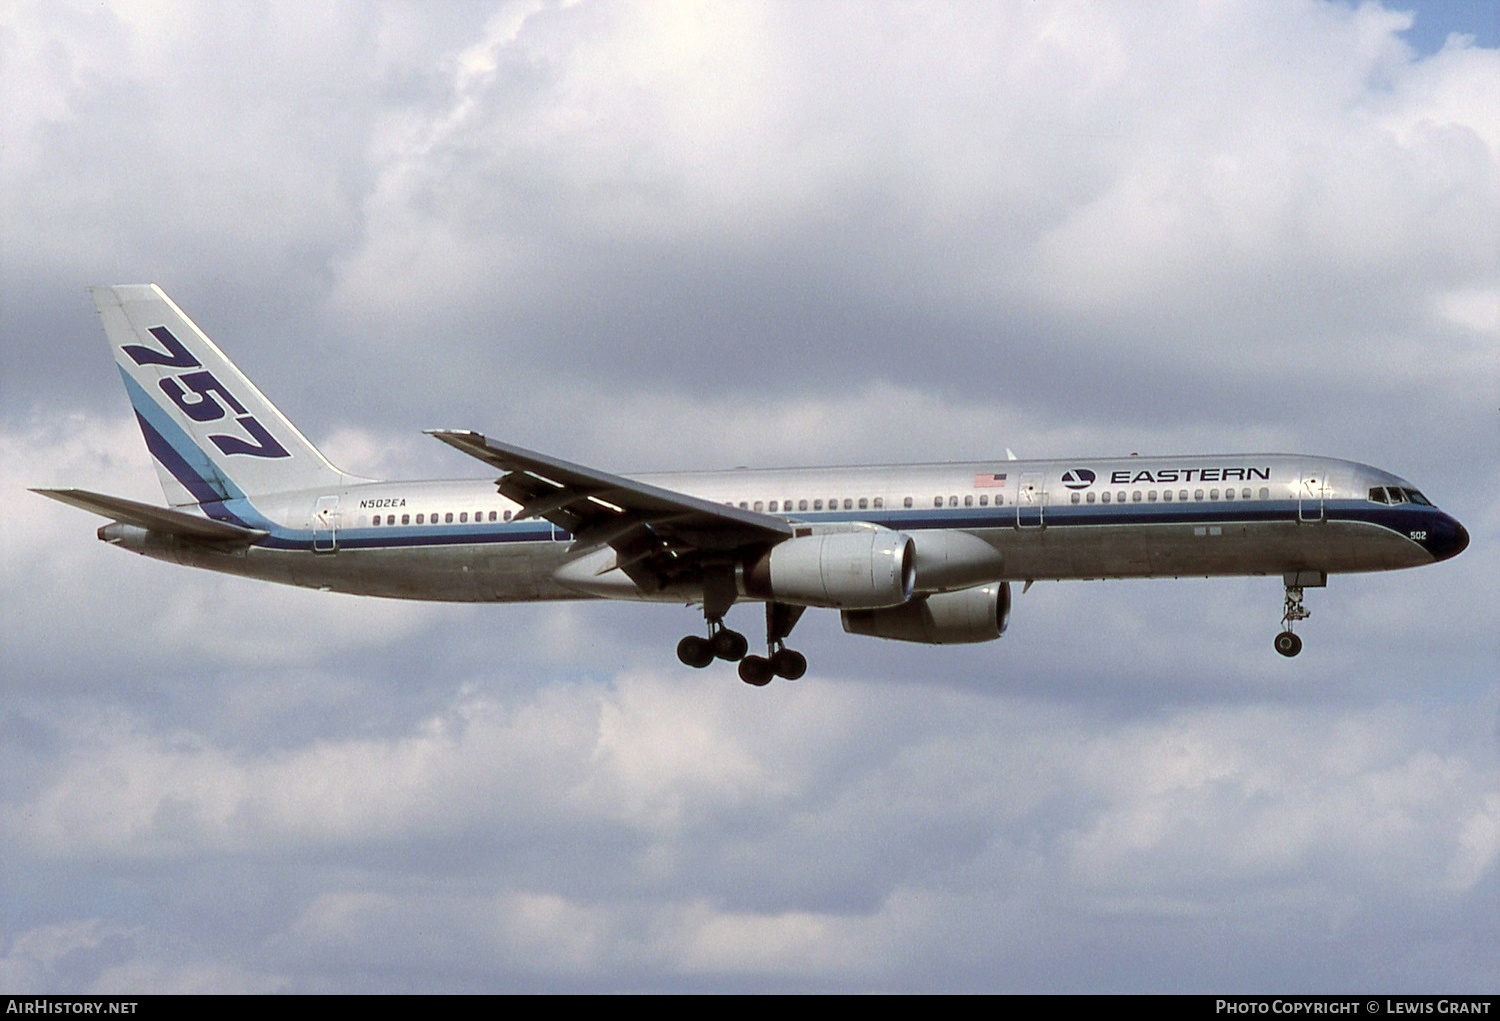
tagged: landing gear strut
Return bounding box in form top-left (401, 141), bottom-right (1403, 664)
top-left (677, 570), bottom-right (748, 669)
top-left (1275, 571), bottom-right (1324, 658)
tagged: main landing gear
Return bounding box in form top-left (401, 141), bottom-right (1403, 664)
top-left (675, 621), bottom-right (746, 669)
top-left (676, 602), bottom-right (808, 686)
top-left (1274, 571), bottom-right (1324, 658)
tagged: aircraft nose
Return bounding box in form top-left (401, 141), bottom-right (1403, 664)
top-left (1429, 515), bottom-right (1469, 562)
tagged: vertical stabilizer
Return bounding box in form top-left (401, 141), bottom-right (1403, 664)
top-left (93, 285), bottom-right (355, 505)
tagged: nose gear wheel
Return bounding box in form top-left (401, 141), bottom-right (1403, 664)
top-left (1275, 577), bottom-right (1315, 657)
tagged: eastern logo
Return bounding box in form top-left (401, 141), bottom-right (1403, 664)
top-left (1060, 468), bottom-right (1096, 490)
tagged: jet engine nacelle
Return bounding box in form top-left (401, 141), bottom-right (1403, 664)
top-left (743, 530), bottom-right (916, 609)
top-left (840, 581), bottom-right (1010, 644)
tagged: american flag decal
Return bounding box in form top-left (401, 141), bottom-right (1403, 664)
top-left (973, 472), bottom-right (1007, 488)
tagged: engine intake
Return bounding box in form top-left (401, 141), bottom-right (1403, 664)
top-left (841, 582), bottom-right (1010, 644)
top-left (743, 530), bottom-right (916, 609)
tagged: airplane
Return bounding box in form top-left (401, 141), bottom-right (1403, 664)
top-left (35, 285), bottom-right (1469, 684)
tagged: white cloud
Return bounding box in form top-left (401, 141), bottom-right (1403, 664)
top-left (3, 0), bottom-right (1496, 993)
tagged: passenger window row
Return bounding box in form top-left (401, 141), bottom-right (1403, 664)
top-left (735, 497), bottom-right (891, 513)
top-left (367, 481), bottom-right (1301, 526)
top-left (370, 510), bottom-right (515, 526)
top-left (1073, 487), bottom-right (1271, 504)
top-left (729, 494), bottom-right (1007, 514)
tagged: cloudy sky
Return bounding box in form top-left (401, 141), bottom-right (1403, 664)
top-left (2, 0), bottom-right (1496, 993)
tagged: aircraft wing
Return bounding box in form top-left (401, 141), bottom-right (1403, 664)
top-left (32, 488), bottom-right (267, 544)
top-left (426, 430), bottom-right (793, 590)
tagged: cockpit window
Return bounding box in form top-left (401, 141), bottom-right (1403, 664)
top-left (1368, 486), bottom-right (1434, 507)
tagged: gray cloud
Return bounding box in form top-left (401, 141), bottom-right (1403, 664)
top-left (2, 0), bottom-right (1496, 993)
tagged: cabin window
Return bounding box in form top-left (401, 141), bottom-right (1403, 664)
top-left (1148, 490), bottom-right (1158, 502)
top-left (402, 514), bottom-right (411, 525)
top-left (1224, 488), bottom-right (1235, 501)
top-left (1194, 489), bottom-right (1204, 501)
top-left (1101, 492), bottom-right (1110, 504)
top-left (1209, 489), bottom-right (1219, 501)
top-left (813, 499), bottom-right (824, 511)
top-left (768, 501), bottom-right (778, 512)
top-left (903, 497), bottom-right (913, 509)
top-left (949, 496), bottom-right (959, 508)
top-left (460, 512), bottom-right (469, 522)
top-left (858, 497), bottom-right (869, 510)
top-left (753, 501), bottom-right (764, 511)
top-left (1162, 489), bottom-right (1173, 502)
top-left (1086, 491), bottom-right (1096, 504)
top-left (445, 512), bottom-right (454, 523)
top-left (1259, 488), bottom-right (1269, 500)
top-left (798, 499), bottom-right (808, 511)
top-left (1241, 488), bottom-right (1251, 500)
top-left (1132, 490), bottom-right (1142, 502)
top-left (1179, 490), bottom-right (1189, 502)
top-left (963, 495), bottom-right (972, 507)
top-left (873, 497), bottom-right (883, 509)
top-left (1071, 492), bottom-right (1080, 504)
top-left (934, 496), bottom-right (943, 508)
top-left (1117, 491), bottom-right (1126, 503)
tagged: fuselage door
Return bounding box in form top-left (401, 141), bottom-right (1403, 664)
top-left (312, 494), bottom-right (340, 552)
top-left (1016, 473), bottom-right (1046, 529)
top-left (1298, 472), bottom-right (1325, 523)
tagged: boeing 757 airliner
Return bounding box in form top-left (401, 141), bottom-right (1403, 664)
top-left (35, 286), bottom-right (1469, 684)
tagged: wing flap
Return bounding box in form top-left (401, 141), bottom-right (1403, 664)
top-left (426, 430), bottom-right (793, 547)
top-left (33, 488), bottom-right (267, 544)
top-left (426, 430), bottom-right (793, 594)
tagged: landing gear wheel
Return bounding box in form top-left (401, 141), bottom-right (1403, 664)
top-left (677, 635), bottom-right (714, 668)
top-left (710, 628), bottom-right (748, 662)
top-left (738, 655), bottom-right (775, 686)
top-left (1274, 630), bottom-right (1302, 658)
top-left (770, 648), bottom-right (807, 681)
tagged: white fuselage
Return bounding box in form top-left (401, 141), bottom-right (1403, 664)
top-left (104, 452), bottom-right (1465, 605)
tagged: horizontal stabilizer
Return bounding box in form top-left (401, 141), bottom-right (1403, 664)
top-left (31, 488), bottom-right (267, 543)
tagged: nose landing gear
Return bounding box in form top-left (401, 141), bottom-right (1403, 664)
top-left (1275, 571), bottom-right (1324, 657)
